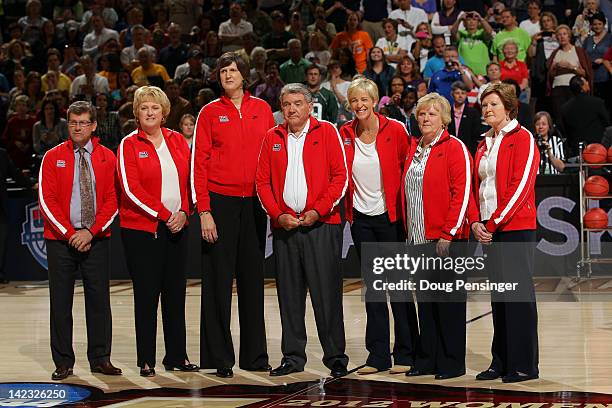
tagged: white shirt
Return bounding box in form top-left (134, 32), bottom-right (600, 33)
top-left (388, 6), bottom-right (428, 51)
top-left (174, 61), bottom-right (211, 80)
top-left (156, 138), bottom-right (182, 214)
top-left (519, 19), bottom-right (541, 37)
top-left (218, 18), bottom-right (254, 52)
top-left (375, 35), bottom-right (412, 67)
top-left (120, 44), bottom-right (157, 68)
top-left (283, 120), bottom-right (310, 213)
top-left (478, 119), bottom-right (518, 220)
top-left (82, 28), bottom-right (119, 57)
top-left (69, 74), bottom-right (110, 101)
top-left (352, 138), bottom-right (386, 216)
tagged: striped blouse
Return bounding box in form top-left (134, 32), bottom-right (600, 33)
top-left (404, 130), bottom-right (443, 245)
top-left (538, 134), bottom-right (565, 175)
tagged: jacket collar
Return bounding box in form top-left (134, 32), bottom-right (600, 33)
top-left (418, 128), bottom-right (449, 147)
top-left (482, 118), bottom-right (521, 139)
top-left (220, 90), bottom-right (252, 107)
top-left (134, 126), bottom-right (176, 142)
top-left (346, 112), bottom-right (390, 140)
top-left (64, 136), bottom-right (100, 151)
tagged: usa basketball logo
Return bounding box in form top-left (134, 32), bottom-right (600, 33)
top-left (20, 202), bottom-right (48, 270)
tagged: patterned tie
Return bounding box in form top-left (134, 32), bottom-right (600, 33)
top-left (79, 147), bottom-right (95, 229)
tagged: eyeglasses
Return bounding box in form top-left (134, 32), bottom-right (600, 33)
top-left (68, 121), bottom-right (92, 128)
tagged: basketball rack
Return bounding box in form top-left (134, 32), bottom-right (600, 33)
top-left (577, 145), bottom-right (612, 278)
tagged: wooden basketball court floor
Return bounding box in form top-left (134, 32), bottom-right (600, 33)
top-left (2, 278), bottom-right (612, 406)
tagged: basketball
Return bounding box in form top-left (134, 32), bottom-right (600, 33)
top-left (583, 208), bottom-right (610, 230)
top-left (608, 146), bottom-right (612, 163)
top-left (582, 143), bottom-right (607, 165)
top-left (584, 176), bottom-right (610, 198)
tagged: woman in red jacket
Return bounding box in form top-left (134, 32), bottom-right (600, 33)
top-left (471, 83), bottom-right (540, 383)
top-left (117, 86), bottom-right (197, 377)
top-left (401, 92), bottom-right (472, 380)
top-left (191, 52), bottom-right (275, 378)
top-left (340, 77), bottom-right (418, 375)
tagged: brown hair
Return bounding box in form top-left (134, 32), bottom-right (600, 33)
top-left (67, 100), bottom-right (97, 122)
top-left (215, 52), bottom-right (250, 90)
top-left (480, 82), bottom-right (518, 119)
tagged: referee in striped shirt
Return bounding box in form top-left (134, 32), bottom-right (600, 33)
top-left (534, 111), bottom-right (566, 175)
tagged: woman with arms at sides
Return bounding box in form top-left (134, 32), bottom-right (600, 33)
top-left (401, 92), bottom-right (472, 380)
top-left (192, 52), bottom-right (275, 379)
top-left (116, 86), bottom-right (197, 377)
top-left (340, 77), bottom-right (418, 375)
top-left (471, 82), bottom-right (540, 384)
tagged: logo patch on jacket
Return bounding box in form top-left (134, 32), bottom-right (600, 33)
top-left (138, 151), bottom-right (149, 159)
top-left (56, 160), bottom-right (65, 168)
top-left (219, 115), bottom-right (229, 123)
top-left (344, 138), bottom-right (351, 146)
top-left (272, 143), bottom-right (281, 151)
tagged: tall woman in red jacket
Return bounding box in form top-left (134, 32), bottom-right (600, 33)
top-left (340, 77), bottom-right (418, 375)
top-left (471, 83), bottom-right (539, 383)
top-left (117, 86), bottom-right (197, 377)
top-left (191, 52), bottom-right (275, 378)
top-left (401, 93), bottom-right (472, 380)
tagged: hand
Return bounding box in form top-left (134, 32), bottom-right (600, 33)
top-left (565, 8), bottom-right (572, 17)
top-left (391, 92), bottom-right (401, 105)
top-left (200, 212), bottom-right (218, 243)
top-left (436, 239), bottom-right (451, 257)
top-left (278, 213), bottom-right (301, 231)
top-left (299, 210), bottom-right (320, 227)
top-left (471, 222), bottom-right (492, 243)
top-left (594, 58), bottom-right (603, 65)
top-left (69, 229), bottom-right (94, 252)
top-left (166, 211), bottom-right (187, 234)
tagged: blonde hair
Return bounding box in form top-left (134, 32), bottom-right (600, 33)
top-left (415, 93), bottom-right (451, 127)
top-left (555, 24), bottom-right (571, 35)
top-left (132, 86), bottom-right (171, 123)
top-left (480, 82), bottom-right (518, 119)
top-left (347, 77), bottom-right (379, 104)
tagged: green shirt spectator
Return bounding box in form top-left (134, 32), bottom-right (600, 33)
top-left (280, 57), bottom-right (311, 84)
top-left (311, 87), bottom-right (338, 123)
top-left (491, 10), bottom-right (532, 62)
top-left (457, 29), bottom-right (491, 76)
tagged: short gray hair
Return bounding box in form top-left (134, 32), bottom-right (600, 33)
top-left (67, 101), bottom-right (97, 122)
top-left (279, 83), bottom-right (313, 103)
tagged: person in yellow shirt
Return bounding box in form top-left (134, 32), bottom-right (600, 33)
top-left (130, 47), bottom-right (170, 87)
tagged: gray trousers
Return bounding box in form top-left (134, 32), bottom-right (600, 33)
top-left (272, 222), bottom-right (348, 370)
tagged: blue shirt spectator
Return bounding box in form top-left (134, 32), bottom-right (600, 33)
top-left (428, 68), bottom-right (462, 102)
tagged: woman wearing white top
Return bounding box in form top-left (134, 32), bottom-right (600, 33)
top-left (117, 86), bottom-right (196, 377)
top-left (340, 77), bottom-right (417, 375)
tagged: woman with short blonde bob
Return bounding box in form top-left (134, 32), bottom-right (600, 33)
top-left (401, 93), bottom-right (472, 380)
top-left (340, 77), bottom-right (417, 375)
top-left (470, 83), bottom-right (539, 383)
top-left (117, 86), bottom-right (196, 377)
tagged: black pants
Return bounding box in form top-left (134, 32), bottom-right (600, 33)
top-left (122, 224), bottom-right (189, 368)
top-left (200, 193), bottom-right (268, 370)
top-left (350, 210), bottom-right (419, 370)
top-left (273, 222), bottom-right (348, 370)
top-left (413, 242), bottom-right (466, 375)
top-left (550, 86), bottom-right (572, 133)
top-left (484, 229), bottom-right (539, 376)
top-left (0, 219), bottom-right (6, 281)
top-left (46, 238), bottom-right (112, 369)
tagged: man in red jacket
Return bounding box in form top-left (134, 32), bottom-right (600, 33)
top-left (38, 101), bottom-right (121, 381)
top-left (256, 83), bottom-right (349, 378)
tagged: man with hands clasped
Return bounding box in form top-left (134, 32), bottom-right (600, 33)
top-left (39, 101), bottom-right (121, 381)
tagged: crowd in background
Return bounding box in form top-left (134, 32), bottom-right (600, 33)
top-left (0, 0), bottom-right (611, 176)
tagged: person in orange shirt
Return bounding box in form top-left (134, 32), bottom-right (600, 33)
top-left (331, 11), bottom-right (374, 74)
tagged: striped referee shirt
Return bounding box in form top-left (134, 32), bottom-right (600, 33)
top-left (538, 134), bottom-right (565, 175)
top-left (404, 130), bottom-right (443, 245)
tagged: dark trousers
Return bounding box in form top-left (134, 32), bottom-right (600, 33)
top-left (273, 222), bottom-right (348, 370)
top-left (350, 210), bottom-right (419, 370)
top-left (46, 238), bottom-right (112, 369)
top-left (485, 229), bottom-right (539, 376)
top-left (121, 224), bottom-right (189, 368)
top-left (200, 193), bottom-right (268, 370)
top-left (550, 86), bottom-right (572, 133)
top-left (0, 219), bottom-right (6, 281)
top-left (413, 242), bottom-right (467, 375)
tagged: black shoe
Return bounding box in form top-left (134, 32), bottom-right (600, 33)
top-left (51, 367), bottom-right (73, 381)
top-left (164, 363), bottom-right (199, 372)
top-left (140, 367), bottom-right (156, 377)
top-left (245, 364), bottom-right (272, 372)
top-left (435, 371), bottom-right (465, 380)
top-left (330, 361), bottom-right (348, 378)
top-left (216, 367), bottom-right (233, 378)
top-left (270, 361), bottom-right (300, 377)
top-left (476, 368), bottom-right (501, 380)
top-left (502, 372), bottom-right (538, 383)
top-left (405, 368), bottom-right (432, 377)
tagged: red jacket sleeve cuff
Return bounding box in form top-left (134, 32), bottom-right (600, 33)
top-left (65, 227), bottom-right (77, 240)
top-left (440, 231), bottom-right (454, 241)
top-left (485, 219), bottom-right (498, 233)
top-left (158, 207), bottom-right (172, 222)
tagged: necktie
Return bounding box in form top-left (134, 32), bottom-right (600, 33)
top-left (79, 147), bottom-right (95, 229)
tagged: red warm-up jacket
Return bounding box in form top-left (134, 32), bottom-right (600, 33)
top-left (117, 127), bottom-right (191, 234)
top-left (256, 116), bottom-right (348, 228)
top-left (39, 137), bottom-right (118, 241)
top-left (341, 113), bottom-right (410, 224)
top-left (467, 120), bottom-right (539, 232)
top-left (401, 129), bottom-right (473, 241)
top-left (191, 92), bottom-right (275, 212)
